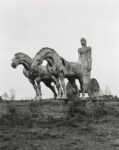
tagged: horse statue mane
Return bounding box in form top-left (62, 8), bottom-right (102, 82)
top-left (14, 52), bottom-right (48, 73)
top-left (37, 47), bottom-right (69, 67)
top-left (32, 47), bottom-right (82, 77)
top-left (14, 52), bottom-right (32, 65)
top-left (36, 47), bottom-right (58, 56)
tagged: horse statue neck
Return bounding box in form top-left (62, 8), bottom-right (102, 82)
top-left (45, 56), bottom-right (54, 66)
top-left (35, 47), bottom-right (59, 69)
top-left (36, 47), bottom-right (58, 60)
top-left (15, 53), bottom-right (32, 70)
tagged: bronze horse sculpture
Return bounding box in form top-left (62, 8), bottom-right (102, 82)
top-left (11, 52), bottom-right (60, 99)
top-left (31, 47), bottom-right (84, 99)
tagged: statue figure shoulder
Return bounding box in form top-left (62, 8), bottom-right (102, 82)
top-left (78, 46), bottom-right (92, 55)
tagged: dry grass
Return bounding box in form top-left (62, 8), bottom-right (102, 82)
top-left (0, 98), bottom-right (119, 149)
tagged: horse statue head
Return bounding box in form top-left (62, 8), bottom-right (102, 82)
top-left (11, 52), bottom-right (32, 70)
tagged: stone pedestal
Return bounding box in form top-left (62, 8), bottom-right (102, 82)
top-left (29, 99), bottom-right (72, 120)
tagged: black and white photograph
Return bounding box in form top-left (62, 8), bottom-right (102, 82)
top-left (0, 0), bottom-right (119, 149)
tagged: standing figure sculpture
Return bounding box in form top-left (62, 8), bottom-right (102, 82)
top-left (78, 38), bottom-right (92, 98)
top-left (11, 53), bottom-right (58, 100)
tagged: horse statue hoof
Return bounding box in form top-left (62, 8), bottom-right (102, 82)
top-left (34, 95), bottom-right (42, 101)
top-left (56, 94), bottom-right (62, 99)
top-left (62, 94), bottom-right (68, 100)
top-left (34, 96), bottom-right (37, 101)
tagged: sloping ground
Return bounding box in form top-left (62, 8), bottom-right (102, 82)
top-left (0, 99), bottom-right (119, 150)
top-left (1, 117), bottom-right (119, 150)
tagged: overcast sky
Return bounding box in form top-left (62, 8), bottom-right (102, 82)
top-left (0, 0), bottom-right (119, 99)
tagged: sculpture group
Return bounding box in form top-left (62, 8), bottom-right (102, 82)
top-left (11, 38), bottom-right (99, 101)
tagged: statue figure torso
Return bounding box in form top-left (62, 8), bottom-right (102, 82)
top-left (78, 46), bottom-right (92, 75)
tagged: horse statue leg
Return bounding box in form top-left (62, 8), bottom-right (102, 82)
top-left (44, 81), bottom-right (57, 99)
top-left (28, 78), bottom-right (39, 100)
top-left (69, 79), bottom-right (80, 96)
top-left (77, 76), bottom-right (85, 98)
top-left (59, 72), bottom-right (67, 99)
top-left (36, 82), bottom-right (42, 100)
top-left (82, 83), bottom-right (86, 98)
top-left (50, 75), bottom-right (62, 99)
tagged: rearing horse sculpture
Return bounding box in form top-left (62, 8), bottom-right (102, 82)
top-left (31, 47), bottom-right (84, 99)
top-left (11, 52), bottom-right (60, 99)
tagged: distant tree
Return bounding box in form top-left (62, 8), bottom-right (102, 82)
top-left (9, 89), bottom-right (16, 100)
top-left (2, 89), bottom-right (16, 101)
top-left (99, 89), bottom-right (104, 96)
top-left (2, 92), bottom-right (9, 100)
top-left (104, 86), bottom-right (111, 95)
top-left (0, 96), bottom-right (3, 102)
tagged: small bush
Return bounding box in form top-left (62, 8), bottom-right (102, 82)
top-left (90, 102), bottom-right (108, 118)
top-left (68, 100), bottom-right (111, 121)
top-left (7, 105), bottom-right (17, 114)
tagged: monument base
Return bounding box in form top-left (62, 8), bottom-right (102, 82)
top-left (29, 99), bottom-right (72, 120)
top-left (29, 98), bottom-right (87, 122)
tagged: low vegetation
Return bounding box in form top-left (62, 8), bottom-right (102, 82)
top-left (0, 96), bottom-right (119, 150)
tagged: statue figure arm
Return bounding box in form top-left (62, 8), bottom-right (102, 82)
top-left (78, 48), bottom-right (81, 64)
top-left (87, 47), bottom-right (92, 71)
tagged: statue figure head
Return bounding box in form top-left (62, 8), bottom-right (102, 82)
top-left (80, 38), bottom-right (87, 46)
